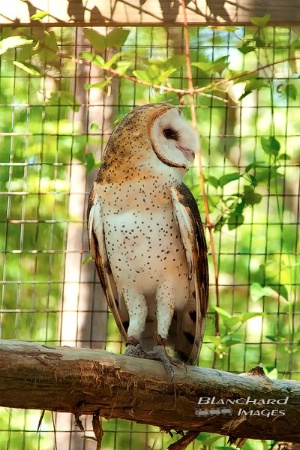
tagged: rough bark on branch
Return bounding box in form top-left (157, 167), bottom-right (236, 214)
top-left (0, 340), bottom-right (300, 443)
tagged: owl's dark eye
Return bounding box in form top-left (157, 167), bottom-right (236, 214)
top-left (163, 128), bottom-right (179, 140)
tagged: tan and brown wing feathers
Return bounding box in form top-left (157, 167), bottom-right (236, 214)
top-left (87, 187), bottom-right (128, 341)
top-left (170, 182), bottom-right (209, 364)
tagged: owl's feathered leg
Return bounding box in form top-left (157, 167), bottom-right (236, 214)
top-left (123, 289), bottom-right (149, 358)
top-left (123, 285), bottom-right (185, 378)
top-left (144, 283), bottom-right (185, 379)
top-left (147, 283), bottom-right (175, 376)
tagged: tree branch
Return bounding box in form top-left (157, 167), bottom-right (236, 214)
top-left (58, 52), bottom-right (300, 99)
top-left (0, 340), bottom-right (300, 443)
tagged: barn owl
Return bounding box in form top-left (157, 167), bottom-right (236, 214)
top-left (88, 103), bottom-right (208, 377)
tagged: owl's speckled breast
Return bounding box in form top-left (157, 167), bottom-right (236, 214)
top-left (97, 176), bottom-right (190, 306)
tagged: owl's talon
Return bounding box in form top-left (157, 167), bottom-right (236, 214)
top-left (124, 342), bottom-right (180, 379)
top-left (125, 336), bottom-right (147, 358)
top-left (124, 342), bottom-right (146, 358)
top-left (146, 344), bottom-right (179, 380)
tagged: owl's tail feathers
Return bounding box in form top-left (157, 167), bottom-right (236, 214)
top-left (170, 308), bottom-right (205, 365)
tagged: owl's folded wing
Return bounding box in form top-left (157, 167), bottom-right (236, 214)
top-left (87, 188), bottom-right (128, 341)
top-left (170, 182), bottom-right (209, 364)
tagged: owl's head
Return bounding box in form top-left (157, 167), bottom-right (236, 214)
top-left (147, 104), bottom-right (198, 169)
top-left (99, 103), bottom-right (198, 181)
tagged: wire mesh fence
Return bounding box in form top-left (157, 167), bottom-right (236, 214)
top-left (0, 23), bottom-right (299, 449)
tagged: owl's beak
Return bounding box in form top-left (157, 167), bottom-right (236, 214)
top-left (177, 145), bottom-right (195, 163)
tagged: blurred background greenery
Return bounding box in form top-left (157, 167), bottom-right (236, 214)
top-left (0, 23), bottom-right (299, 449)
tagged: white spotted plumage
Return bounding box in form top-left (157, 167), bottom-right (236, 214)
top-left (88, 103), bottom-right (208, 373)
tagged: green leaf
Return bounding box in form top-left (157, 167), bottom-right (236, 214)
top-left (250, 14), bottom-right (271, 26)
top-left (164, 55), bottom-right (186, 70)
top-left (40, 31), bottom-right (58, 63)
top-left (238, 39), bottom-right (256, 55)
top-left (219, 172), bottom-right (241, 187)
top-left (284, 83), bottom-right (297, 100)
top-left (84, 80), bottom-right (111, 90)
top-left (146, 63), bottom-right (161, 81)
top-left (259, 263), bottom-right (289, 300)
top-left (233, 71), bottom-right (258, 84)
top-left (270, 284), bottom-right (289, 301)
top-left (246, 174), bottom-right (258, 187)
top-left (146, 57), bottom-right (165, 68)
top-left (106, 28), bottom-right (130, 48)
top-left (264, 367), bottom-right (278, 379)
top-left (0, 36), bottom-right (33, 55)
top-left (238, 45), bottom-right (256, 55)
top-left (245, 161), bottom-right (266, 172)
top-left (17, 44), bottom-right (34, 62)
top-left (255, 167), bottom-right (278, 183)
top-left (214, 214), bottom-right (226, 232)
top-left (81, 51), bottom-right (105, 68)
top-left (158, 68), bottom-right (177, 82)
top-left (83, 28), bottom-right (107, 52)
top-left (192, 56), bottom-right (229, 75)
top-left (103, 52), bottom-right (123, 69)
top-left (211, 55), bottom-right (229, 75)
top-left (86, 153), bottom-right (95, 172)
top-left (132, 69), bottom-right (152, 83)
top-left (244, 186), bottom-right (262, 205)
top-left (278, 153), bottom-right (291, 161)
top-left (261, 136), bottom-right (281, 156)
top-left (223, 312), bottom-right (264, 329)
top-left (250, 282), bottom-right (274, 302)
top-left (192, 61), bottom-right (211, 73)
top-left (246, 78), bottom-right (267, 91)
top-left (221, 336), bottom-right (242, 346)
top-left (213, 306), bottom-right (232, 319)
top-left (223, 316), bottom-right (242, 328)
top-left (205, 175), bottom-right (219, 189)
top-left (13, 61), bottom-right (40, 76)
top-left (84, 28), bottom-right (129, 52)
top-left (234, 198), bottom-right (246, 215)
top-left (207, 195), bottom-right (221, 208)
top-left (239, 78), bottom-right (267, 100)
top-left (254, 36), bottom-right (266, 48)
top-left (30, 11), bottom-right (49, 20)
top-left (227, 212), bottom-right (244, 230)
top-left (115, 60), bottom-right (131, 75)
top-left (206, 335), bottom-right (222, 346)
top-left (82, 256), bottom-right (93, 264)
top-left (239, 312), bottom-right (264, 323)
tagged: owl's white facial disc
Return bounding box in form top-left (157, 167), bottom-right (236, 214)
top-left (150, 108), bottom-right (199, 169)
